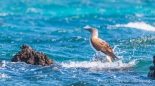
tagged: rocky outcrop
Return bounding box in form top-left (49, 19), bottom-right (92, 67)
top-left (148, 56), bottom-right (155, 77)
top-left (11, 45), bottom-right (54, 66)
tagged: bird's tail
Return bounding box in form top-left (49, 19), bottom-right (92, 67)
top-left (112, 54), bottom-right (120, 60)
top-left (106, 54), bottom-right (120, 62)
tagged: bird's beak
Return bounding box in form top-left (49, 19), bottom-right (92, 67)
top-left (84, 28), bottom-right (89, 30)
top-left (84, 28), bottom-right (91, 32)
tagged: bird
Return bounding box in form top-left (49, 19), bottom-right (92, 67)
top-left (84, 26), bottom-right (118, 62)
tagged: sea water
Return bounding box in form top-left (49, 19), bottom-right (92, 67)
top-left (1, 0), bottom-right (155, 86)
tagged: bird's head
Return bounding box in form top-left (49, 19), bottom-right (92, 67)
top-left (84, 26), bottom-right (98, 38)
top-left (84, 26), bottom-right (98, 33)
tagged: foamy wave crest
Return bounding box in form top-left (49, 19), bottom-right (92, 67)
top-left (0, 73), bottom-right (11, 78)
top-left (115, 22), bottom-right (155, 31)
top-left (61, 60), bottom-right (136, 69)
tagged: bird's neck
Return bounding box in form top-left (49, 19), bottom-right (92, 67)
top-left (91, 32), bottom-right (98, 38)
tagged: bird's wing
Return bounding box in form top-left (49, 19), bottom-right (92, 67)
top-left (91, 37), bottom-right (117, 58)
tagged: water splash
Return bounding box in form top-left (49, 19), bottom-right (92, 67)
top-left (61, 60), bottom-right (136, 69)
top-left (0, 60), bottom-right (6, 68)
top-left (115, 22), bottom-right (155, 31)
top-left (0, 73), bottom-right (10, 79)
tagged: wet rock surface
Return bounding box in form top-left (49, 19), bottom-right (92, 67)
top-left (11, 45), bottom-right (54, 66)
top-left (148, 56), bottom-right (155, 78)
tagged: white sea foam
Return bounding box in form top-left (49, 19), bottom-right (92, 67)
top-left (115, 22), bottom-right (155, 31)
top-left (26, 8), bottom-right (42, 13)
top-left (0, 73), bottom-right (11, 78)
top-left (0, 60), bottom-right (6, 68)
top-left (0, 13), bottom-right (8, 16)
top-left (61, 60), bottom-right (136, 69)
top-left (135, 13), bottom-right (143, 17)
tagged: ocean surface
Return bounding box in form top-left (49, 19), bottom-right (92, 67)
top-left (1, 0), bottom-right (155, 86)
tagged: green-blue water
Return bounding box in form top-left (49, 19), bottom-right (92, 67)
top-left (1, 0), bottom-right (155, 85)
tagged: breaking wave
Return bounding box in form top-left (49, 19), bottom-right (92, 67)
top-left (61, 60), bottom-right (136, 71)
top-left (115, 22), bottom-right (155, 31)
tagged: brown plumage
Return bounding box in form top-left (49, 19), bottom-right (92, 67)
top-left (91, 37), bottom-right (118, 59)
top-left (84, 27), bottom-right (118, 62)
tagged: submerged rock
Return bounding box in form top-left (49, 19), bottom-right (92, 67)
top-left (11, 45), bottom-right (54, 66)
top-left (148, 56), bottom-right (155, 77)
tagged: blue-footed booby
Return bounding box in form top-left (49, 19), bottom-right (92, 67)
top-left (84, 26), bottom-right (118, 62)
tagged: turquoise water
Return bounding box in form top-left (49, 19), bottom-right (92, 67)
top-left (1, 0), bottom-right (155, 85)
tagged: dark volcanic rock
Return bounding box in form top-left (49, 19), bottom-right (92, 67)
top-left (153, 56), bottom-right (155, 65)
top-left (11, 45), bottom-right (54, 66)
top-left (148, 56), bottom-right (155, 78)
